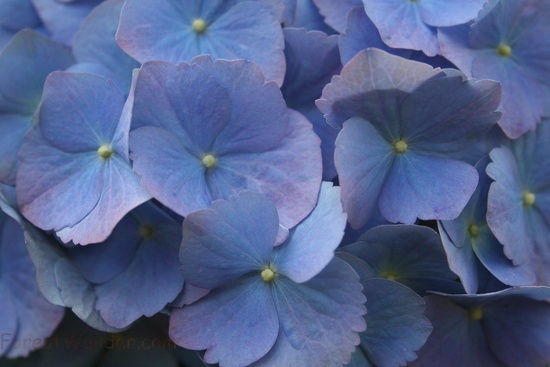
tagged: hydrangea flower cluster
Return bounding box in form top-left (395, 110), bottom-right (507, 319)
top-left (1, 0), bottom-right (550, 366)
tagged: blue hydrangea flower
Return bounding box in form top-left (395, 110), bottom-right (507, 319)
top-left (281, 28), bottom-right (341, 180)
top-left (363, 0), bottom-right (487, 56)
top-left (409, 287), bottom-right (550, 367)
top-left (24, 202), bottom-right (184, 330)
top-left (129, 57), bottom-right (322, 231)
top-left (68, 0), bottom-right (140, 94)
top-left (0, 0), bottom-right (43, 49)
top-left (16, 71), bottom-right (151, 245)
top-left (439, 156), bottom-right (536, 294)
top-left (0, 194), bottom-right (64, 359)
top-left (0, 29), bottom-right (74, 185)
top-left (116, 0), bottom-right (286, 86)
top-left (31, 0), bottom-right (104, 45)
top-left (438, 0), bottom-right (550, 138)
top-left (170, 183), bottom-right (366, 367)
top-left (486, 119), bottom-right (550, 285)
top-left (341, 224), bottom-right (463, 295)
top-left (317, 48), bottom-right (501, 226)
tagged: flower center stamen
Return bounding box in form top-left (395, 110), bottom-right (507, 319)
top-left (261, 266), bottom-right (276, 282)
top-left (192, 18), bottom-right (207, 34)
top-left (393, 139), bottom-right (408, 154)
top-left (201, 153), bottom-right (217, 169)
top-left (97, 144), bottom-right (113, 160)
top-left (469, 306), bottom-right (483, 321)
top-left (139, 224), bottom-right (155, 239)
top-left (522, 191), bottom-right (536, 207)
top-left (468, 224), bottom-right (480, 238)
top-left (496, 43), bottom-right (512, 58)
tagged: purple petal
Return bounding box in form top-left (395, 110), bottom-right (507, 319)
top-left (54, 259), bottom-right (122, 333)
top-left (0, 29), bottom-right (74, 115)
top-left (117, 0), bottom-right (285, 85)
top-left (1, 213), bottom-right (65, 358)
top-left (72, 0), bottom-right (140, 93)
top-left (341, 225), bottom-right (463, 295)
top-left (169, 276), bottom-right (278, 367)
top-left (418, 0), bottom-right (487, 27)
top-left (360, 278), bottom-right (432, 367)
top-left (317, 48), bottom-right (443, 129)
top-left (402, 76), bottom-right (501, 157)
top-left (312, 0), bottom-right (362, 33)
top-left (31, 0), bottom-right (102, 45)
top-left (253, 257), bottom-right (366, 367)
top-left (180, 191), bottom-right (279, 290)
top-left (273, 182), bottom-right (347, 283)
top-left (379, 152), bottom-right (478, 223)
top-left (362, 0), bottom-right (439, 56)
top-left (95, 232), bottom-right (184, 328)
top-left (335, 117), bottom-right (394, 229)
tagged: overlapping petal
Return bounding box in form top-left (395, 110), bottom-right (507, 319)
top-left (273, 182), bottom-right (346, 283)
top-left (253, 258), bottom-right (366, 367)
top-left (341, 225), bottom-right (463, 295)
top-left (180, 191), bottom-right (278, 290)
top-left (170, 275), bottom-right (279, 367)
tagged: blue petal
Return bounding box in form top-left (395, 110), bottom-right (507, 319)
top-left (409, 295), bottom-right (505, 367)
top-left (0, 29), bottom-right (74, 115)
top-left (169, 275), bottom-right (278, 367)
top-left (359, 278), bottom-right (432, 367)
top-left (1, 213), bottom-right (65, 358)
top-left (402, 75), bottom-right (501, 159)
top-left (379, 152), bottom-right (478, 223)
top-left (95, 229), bottom-right (184, 328)
top-left (30, 0), bottom-right (103, 45)
top-left (417, 0), bottom-right (487, 27)
top-left (317, 48), bottom-right (444, 129)
top-left (180, 191), bottom-right (279, 289)
top-left (335, 117), bottom-right (394, 229)
top-left (53, 259), bottom-right (123, 333)
top-left (37, 71), bottom-right (125, 152)
top-left (339, 7), bottom-right (414, 65)
top-left (0, 114), bottom-right (32, 184)
top-left (312, 0), bottom-right (362, 33)
top-left (362, 0), bottom-right (439, 56)
top-left (72, 0), bottom-right (140, 93)
top-left (341, 225), bottom-right (463, 295)
top-left (253, 258), bottom-right (366, 366)
top-left (117, 0), bottom-right (285, 85)
top-left (273, 182), bottom-right (346, 283)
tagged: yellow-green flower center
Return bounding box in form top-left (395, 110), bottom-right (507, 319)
top-left (522, 191), bottom-right (536, 207)
top-left (192, 18), bottom-right (207, 34)
top-left (468, 306), bottom-right (483, 321)
top-left (496, 43), bottom-right (512, 58)
top-left (201, 153), bottom-right (217, 169)
top-left (139, 224), bottom-right (155, 239)
top-left (97, 144), bottom-right (113, 160)
top-left (393, 139), bottom-right (408, 154)
top-left (261, 266), bottom-right (276, 282)
top-left (468, 224), bottom-right (480, 238)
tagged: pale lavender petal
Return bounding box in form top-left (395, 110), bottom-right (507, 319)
top-left (273, 182), bottom-right (346, 283)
